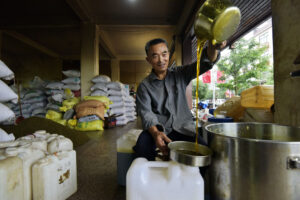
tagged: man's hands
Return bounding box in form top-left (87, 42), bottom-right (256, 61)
top-left (207, 40), bottom-right (227, 62)
top-left (152, 131), bottom-right (172, 156)
top-left (148, 126), bottom-right (172, 156)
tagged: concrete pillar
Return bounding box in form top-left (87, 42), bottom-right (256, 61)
top-left (80, 23), bottom-right (99, 98)
top-left (175, 36), bottom-right (182, 66)
top-left (111, 58), bottom-right (120, 81)
top-left (272, 0), bottom-right (300, 126)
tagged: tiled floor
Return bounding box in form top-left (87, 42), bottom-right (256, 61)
top-left (68, 119), bottom-right (142, 200)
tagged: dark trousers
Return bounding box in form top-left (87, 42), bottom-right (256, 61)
top-left (133, 129), bottom-right (206, 161)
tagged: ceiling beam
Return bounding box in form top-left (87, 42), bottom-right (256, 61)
top-left (0, 16), bottom-right (80, 30)
top-left (0, 24), bottom-right (79, 30)
top-left (3, 31), bottom-right (60, 58)
top-left (66, 0), bottom-right (93, 23)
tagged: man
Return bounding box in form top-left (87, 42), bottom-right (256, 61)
top-left (134, 38), bottom-right (225, 161)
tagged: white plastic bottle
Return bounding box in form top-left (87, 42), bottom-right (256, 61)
top-left (5, 145), bottom-right (45, 200)
top-left (32, 150), bottom-right (77, 200)
top-left (126, 158), bottom-right (204, 200)
top-left (0, 156), bottom-right (24, 200)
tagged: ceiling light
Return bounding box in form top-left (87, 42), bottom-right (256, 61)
top-left (128, 0), bottom-right (136, 3)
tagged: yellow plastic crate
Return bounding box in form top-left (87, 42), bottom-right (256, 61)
top-left (241, 85), bottom-right (274, 109)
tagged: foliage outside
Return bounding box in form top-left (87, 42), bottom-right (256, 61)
top-left (192, 79), bottom-right (209, 100)
top-left (217, 38), bottom-right (273, 95)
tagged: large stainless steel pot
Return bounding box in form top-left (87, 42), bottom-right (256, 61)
top-left (205, 123), bottom-right (300, 200)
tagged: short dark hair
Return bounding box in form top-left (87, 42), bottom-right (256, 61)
top-left (145, 38), bottom-right (168, 55)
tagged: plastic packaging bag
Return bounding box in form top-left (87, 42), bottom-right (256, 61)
top-left (67, 119), bottom-right (77, 129)
top-left (46, 110), bottom-right (62, 120)
top-left (75, 120), bottom-right (104, 131)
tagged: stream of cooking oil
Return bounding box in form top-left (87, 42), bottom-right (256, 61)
top-left (195, 39), bottom-right (206, 148)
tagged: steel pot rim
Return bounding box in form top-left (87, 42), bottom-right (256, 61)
top-left (205, 122), bottom-right (300, 144)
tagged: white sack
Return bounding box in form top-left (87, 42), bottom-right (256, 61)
top-left (106, 82), bottom-right (124, 90)
top-left (90, 82), bottom-right (107, 91)
top-left (91, 90), bottom-right (108, 97)
top-left (62, 77), bottom-right (81, 84)
top-left (63, 84), bottom-right (80, 91)
top-left (0, 103), bottom-right (15, 123)
top-left (0, 60), bottom-right (14, 80)
top-left (46, 82), bottom-right (64, 90)
top-left (62, 70), bottom-right (80, 78)
top-left (0, 80), bottom-right (18, 103)
top-left (91, 75), bottom-right (111, 83)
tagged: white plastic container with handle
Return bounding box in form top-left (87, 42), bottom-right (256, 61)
top-left (0, 156), bottom-right (24, 200)
top-left (5, 145), bottom-right (45, 200)
top-left (47, 136), bottom-right (73, 154)
top-left (32, 150), bottom-right (77, 200)
top-left (126, 158), bottom-right (204, 200)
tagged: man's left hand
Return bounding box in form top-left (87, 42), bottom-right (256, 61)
top-left (207, 40), bottom-right (227, 62)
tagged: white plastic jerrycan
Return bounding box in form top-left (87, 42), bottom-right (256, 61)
top-left (117, 129), bottom-right (142, 186)
top-left (0, 156), bottom-right (24, 200)
top-left (32, 150), bottom-right (77, 200)
top-left (5, 145), bottom-right (45, 200)
top-left (17, 130), bottom-right (73, 154)
top-left (47, 135), bottom-right (73, 154)
top-left (126, 158), bottom-right (204, 200)
top-left (17, 137), bottom-right (48, 152)
top-left (117, 129), bottom-right (142, 153)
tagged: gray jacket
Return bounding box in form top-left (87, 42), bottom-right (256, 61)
top-left (136, 47), bottom-right (219, 136)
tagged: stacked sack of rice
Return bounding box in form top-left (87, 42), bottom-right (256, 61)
top-left (62, 70), bottom-right (81, 97)
top-left (45, 89), bottom-right (79, 127)
top-left (0, 60), bottom-right (17, 124)
top-left (45, 80), bottom-right (65, 122)
top-left (74, 96), bottom-right (112, 131)
top-left (107, 82), bottom-right (132, 126)
top-left (8, 76), bottom-right (48, 119)
top-left (22, 89), bottom-right (47, 118)
top-left (90, 75), bottom-right (111, 97)
top-left (124, 94), bottom-right (137, 122)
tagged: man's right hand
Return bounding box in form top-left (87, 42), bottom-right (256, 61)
top-left (148, 126), bottom-right (172, 156)
top-left (152, 131), bottom-right (172, 156)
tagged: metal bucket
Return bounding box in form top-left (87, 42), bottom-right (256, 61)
top-left (168, 141), bottom-right (212, 167)
top-left (205, 123), bottom-right (300, 200)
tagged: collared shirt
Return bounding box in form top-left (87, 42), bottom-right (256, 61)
top-left (136, 47), bottom-right (219, 136)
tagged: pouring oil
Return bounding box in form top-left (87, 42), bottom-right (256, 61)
top-left (193, 0), bottom-right (240, 155)
top-left (195, 39), bottom-right (206, 149)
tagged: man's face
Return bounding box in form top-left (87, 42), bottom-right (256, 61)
top-left (146, 43), bottom-right (169, 73)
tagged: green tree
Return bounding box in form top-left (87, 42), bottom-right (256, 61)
top-left (217, 38), bottom-right (271, 95)
top-left (192, 79), bottom-right (209, 100)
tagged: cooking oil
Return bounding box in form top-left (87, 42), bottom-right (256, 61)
top-left (194, 0), bottom-right (240, 153)
top-left (195, 39), bottom-right (206, 148)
